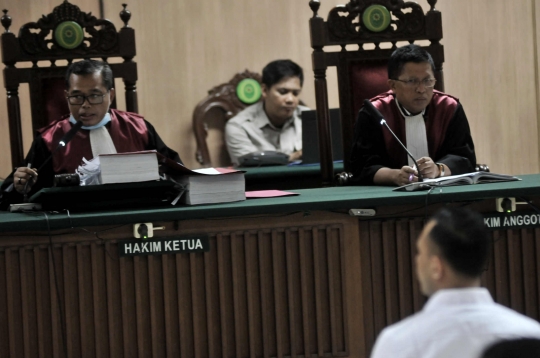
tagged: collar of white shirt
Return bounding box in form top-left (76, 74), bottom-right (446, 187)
top-left (423, 287), bottom-right (494, 313)
top-left (253, 101), bottom-right (297, 131)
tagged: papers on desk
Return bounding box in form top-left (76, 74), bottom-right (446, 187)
top-left (394, 172), bottom-right (520, 191)
top-left (245, 190), bottom-right (299, 198)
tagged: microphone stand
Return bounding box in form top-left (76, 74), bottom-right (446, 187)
top-left (21, 121), bottom-right (84, 202)
top-left (362, 99), bottom-right (423, 182)
top-left (37, 121), bottom-right (84, 172)
top-left (380, 119), bottom-right (423, 182)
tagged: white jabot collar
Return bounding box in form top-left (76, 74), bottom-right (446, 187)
top-left (396, 99), bottom-right (429, 166)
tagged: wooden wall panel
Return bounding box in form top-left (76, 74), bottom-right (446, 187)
top-left (98, 0), bottom-right (345, 169)
top-left (535, 0), bottom-right (540, 172)
top-left (424, 0), bottom-right (539, 175)
top-left (0, 0), bottom-right (539, 177)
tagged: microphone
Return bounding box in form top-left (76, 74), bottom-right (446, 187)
top-left (37, 121), bottom-right (83, 172)
top-left (58, 120), bottom-right (83, 148)
top-left (363, 99), bottom-right (423, 182)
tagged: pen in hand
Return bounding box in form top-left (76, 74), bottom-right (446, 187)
top-left (22, 163), bottom-right (33, 202)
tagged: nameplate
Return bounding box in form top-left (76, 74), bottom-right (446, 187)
top-left (118, 236), bottom-right (210, 257)
top-left (483, 212), bottom-right (540, 230)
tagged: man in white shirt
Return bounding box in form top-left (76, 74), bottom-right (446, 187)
top-left (225, 60), bottom-right (308, 166)
top-left (370, 207), bottom-right (540, 358)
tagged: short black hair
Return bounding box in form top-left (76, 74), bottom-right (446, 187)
top-left (482, 338), bottom-right (540, 358)
top-left (388, 44), bottom-right (436, 79)
top-left (429, 207), bottom-right (490, 278)
top-left (262, 59), bottom-right (304, 88)
top-left (65, 59), bottom-right (114, 91)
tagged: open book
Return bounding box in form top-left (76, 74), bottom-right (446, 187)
top-left (394, 172), bottom-right (520, 192)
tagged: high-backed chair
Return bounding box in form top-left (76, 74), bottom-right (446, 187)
top-left (193, 70), bottom-right (262, 168)
top-left (308, 0), bottom-right (444, 184)
top-left (1, 1), bottom-right (138, 167)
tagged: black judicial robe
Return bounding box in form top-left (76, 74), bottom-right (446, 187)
top-left (349, 90), bottom-right (476, 185)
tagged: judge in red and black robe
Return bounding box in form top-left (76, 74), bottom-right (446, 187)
top-left (349, 44), bottom-right (476, 186)
top-left (0, 109), bottom-right (181, 209)
top-left (1, 59), bottom-right (182, 209)
top-left (350, 90), bottom-right (476, 185)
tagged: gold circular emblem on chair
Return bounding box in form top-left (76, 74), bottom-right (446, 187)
top-left (54, 21), bottom-right (84, 50)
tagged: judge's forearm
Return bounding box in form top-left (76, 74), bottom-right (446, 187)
top-left (373, 168), bottom-right (400, 185)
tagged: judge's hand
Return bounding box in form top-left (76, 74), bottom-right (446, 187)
top-left (13, 167), bottom-right (38, 194)
top-left (288, 150), bottom-right (302, 162)
top-left (394, 166), bottom-right (419, 186)
top-left (417, 157), bottom-right (440, 179)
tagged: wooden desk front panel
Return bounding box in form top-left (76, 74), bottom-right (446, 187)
top-left (3, 205), bottom-right (536, 358)
top-left (0, 212), bottom-right (363, 358)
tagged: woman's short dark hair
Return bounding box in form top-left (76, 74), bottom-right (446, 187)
top-left (262, 59), bottom-right (304, 88)
top-left (388, 44), bottom-right (436, 80)
top-left (429, 207), bottom-right (490, 278)
top-left (65, 59), bottom-right (114, 90)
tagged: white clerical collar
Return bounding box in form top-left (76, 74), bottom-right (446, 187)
top-left (396, 99), bottom-right (425, 118)
top-left (69, 113), bottom-right (111, 130)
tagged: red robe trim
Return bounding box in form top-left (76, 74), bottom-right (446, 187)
top-left (39, 109), bottom-right (149, 174)
top-left (371, 90), bottom-right (459, 167)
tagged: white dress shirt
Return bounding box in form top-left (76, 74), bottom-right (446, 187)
top-left (371, 287), bottom-right (540, 358)
top-left (225, 101), bottom-right (308, 165)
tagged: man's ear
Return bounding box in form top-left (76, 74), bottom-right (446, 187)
top-left (388, 79), bottom-right (396, 92)
top-left (261, 84), bottom-right (268, 99)
top-left (429, 255), bottom-right (444, 281)
top-left (109, 87), bottom-right (115, 103)
top-left (64, 90), bottom-right (71, 115)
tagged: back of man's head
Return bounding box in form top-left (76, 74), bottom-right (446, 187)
top-left (387, 44), bottom-right (436, 80)
top-left (429, 207), bottom-right (490, 279)
top-left (65, 59), bottom-right (114, 90)
top-left (262, 59), bottom-right (304, 89)
top-left (482, 338), bottom-right (540, 358)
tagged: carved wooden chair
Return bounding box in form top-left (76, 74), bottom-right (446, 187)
top-left (192, 70), bottom-right (263, 167)
top-left (1, 1), bottom-right (138, 167)
top-left (308, 0), bottom-right (445, 184)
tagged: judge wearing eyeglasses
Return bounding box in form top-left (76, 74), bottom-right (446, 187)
top-left (0, 59), bottom-right (181, 208)
top-left (349, 44), bottom-right (476, 186)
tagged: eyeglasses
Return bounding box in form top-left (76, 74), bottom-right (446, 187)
top-left (66, 93), bottom-right (107, 105)
top-left (393, 78), bottom-right (436, 89)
